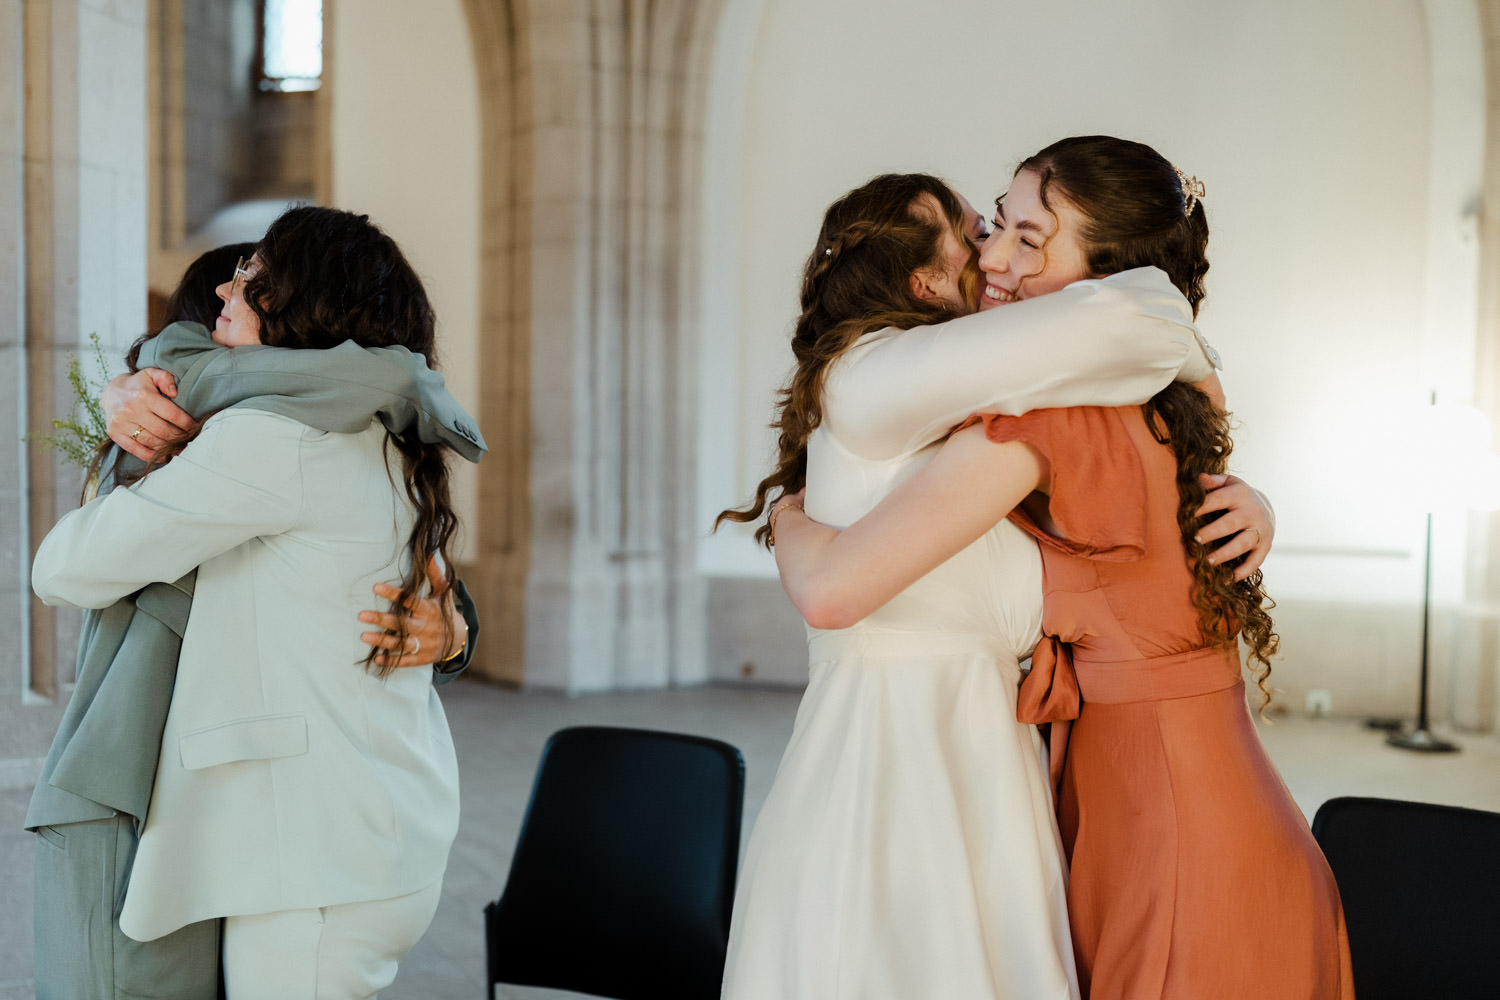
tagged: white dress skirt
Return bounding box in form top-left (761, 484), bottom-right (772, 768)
top-left (720, 436), bottom-right (1078, 999)
top-left (720, 270), bottom-right (1212, 999)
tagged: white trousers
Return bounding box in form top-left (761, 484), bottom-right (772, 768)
top-left (221, 881), bottom-right (443, 999)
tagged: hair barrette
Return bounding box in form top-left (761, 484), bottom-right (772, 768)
top-left (1175, 167), bottom-right (1205, 216)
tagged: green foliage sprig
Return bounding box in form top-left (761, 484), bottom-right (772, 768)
top-left (29, 332), bottom-right (113, 469)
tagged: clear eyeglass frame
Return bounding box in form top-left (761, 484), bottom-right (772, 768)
top-left (230, 257), bottom-right (253, 299)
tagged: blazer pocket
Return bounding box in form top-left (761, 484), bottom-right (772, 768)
top-left (178, 714), bottom-right (308, 771)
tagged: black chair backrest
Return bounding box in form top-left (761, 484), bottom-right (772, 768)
top-left (1312, 796), bottom-right (1500, 1000)
top-left (485, 726), bottom-right (746, 1000)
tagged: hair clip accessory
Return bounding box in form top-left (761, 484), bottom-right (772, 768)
top-left (1175, 168), bottom-right (1205, 216)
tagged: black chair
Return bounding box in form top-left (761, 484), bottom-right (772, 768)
top-left (1311, 796), bottom-right (1500, 1000)
top-left (484, 726), bottom-right (746, 1000)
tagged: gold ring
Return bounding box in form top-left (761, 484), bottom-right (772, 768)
top-left (130, 426), bottom-right (144, 440)
top-left (1252, 527), bottom-right (1262, 544)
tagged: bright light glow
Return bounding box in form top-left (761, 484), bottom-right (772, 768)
top-left (1463, 455), bottom-right (1500, 512)
top-left (1388, 400), bottom-right (1500, 513)
top-left (263, 0), bottom-right (322, 87)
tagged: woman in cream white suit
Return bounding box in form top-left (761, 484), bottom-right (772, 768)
top-left (716, 174), bottom-right (1270, 999)
top-left (33, 206), bottom-right (465, 999)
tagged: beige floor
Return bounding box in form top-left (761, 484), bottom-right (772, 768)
top-left (3, 680), bottom-right (1498, 1000)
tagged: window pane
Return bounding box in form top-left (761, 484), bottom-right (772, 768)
top-left (263, 0), bottom-right (322, 83)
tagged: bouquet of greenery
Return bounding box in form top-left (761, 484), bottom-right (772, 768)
top-left (30, 332), bottom-right (113, 469)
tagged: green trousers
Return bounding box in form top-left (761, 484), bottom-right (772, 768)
top-left (33, 815), bottom-right (220, 1000)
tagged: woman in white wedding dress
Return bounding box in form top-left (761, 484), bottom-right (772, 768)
top-left (715, 173), bottom-right (1260, 999)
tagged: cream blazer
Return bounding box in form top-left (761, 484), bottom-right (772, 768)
top-left (33, 408), bottom-right (460, 941)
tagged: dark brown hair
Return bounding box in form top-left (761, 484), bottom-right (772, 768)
top-left (716, 173), bottom-right (974, 542)
top-left (86, 242), bottom-right (258, 495)
top-left (138, 209), bottom-right (456, 676)
top-left (1019, 135), bottom-right (1279, 703)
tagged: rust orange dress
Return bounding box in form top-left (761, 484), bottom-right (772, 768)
top-left (978, 405), bottom-right (1354, 1000)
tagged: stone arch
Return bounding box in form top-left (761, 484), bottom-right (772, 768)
top-left (458, 0), bottom-right (532, 684)
top-left (461, 0), bottom-right (729, 690)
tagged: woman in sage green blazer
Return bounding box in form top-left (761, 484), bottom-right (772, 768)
top-left (34, 208), bottom-right (473, 999)
top-left (28, 240), bottom-right (483, 1000)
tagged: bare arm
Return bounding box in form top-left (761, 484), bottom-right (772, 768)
top-left (774, 423), bottom-right (1048, 629)
top-left (774, 420), bottom-right (1276, 627)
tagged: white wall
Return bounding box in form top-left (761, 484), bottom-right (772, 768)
top-left (699, 0), bottom-right (1487, 696)
top-left (329, 0), bottom-right (482, 560)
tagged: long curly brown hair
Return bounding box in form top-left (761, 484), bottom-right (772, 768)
top-left (715, 173), bottom-right (974, 542)
top-left (131, 208), bottom-right (458, 678)
top-left (1020, 136), bottom-right (1279, 705)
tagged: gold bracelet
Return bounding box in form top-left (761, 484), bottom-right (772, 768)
top-left (442, 621), bottom-right (470, 663)
top-left (767, 499), bottom-right (804, 547)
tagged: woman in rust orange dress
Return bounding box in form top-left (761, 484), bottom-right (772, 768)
top-left (771, 136), bottom-right (1354, 998)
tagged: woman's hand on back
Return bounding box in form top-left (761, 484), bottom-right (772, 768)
top-left (1195, 473), bottom-right (1275, 580)
top-left (359, 556), bottom-right (468, 669)
top-left (103, 369), bottom-right (196, 461)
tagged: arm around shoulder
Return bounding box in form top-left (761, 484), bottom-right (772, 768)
top-left (827, 268), bottom-right (1209, 459)
top-left (32, 409), bottom-right (307, 609)
top-left (776, 424), bottom-right (1048, 628)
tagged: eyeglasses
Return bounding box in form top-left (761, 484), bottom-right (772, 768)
top-left (230, 257), bottom-right (254, 299)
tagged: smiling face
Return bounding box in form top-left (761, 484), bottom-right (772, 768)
top-left (212, 255), bottom-right (263, 347)
top-left (976, 168), bottom-right (1093, 310)
top-left (909, 191), bottom-right (989, 313)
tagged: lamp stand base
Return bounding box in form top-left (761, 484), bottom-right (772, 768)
top-left (1385, 728), bottom-right (1460, 753)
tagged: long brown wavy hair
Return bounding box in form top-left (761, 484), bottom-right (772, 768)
top-left (132, 208), bottom-right (458, 677)
top-left (716, 173), bottom-right (974, 542)
top-left (1019, 136), bottom-right (1279, 704)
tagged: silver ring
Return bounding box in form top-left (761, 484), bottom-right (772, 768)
top-left (409, 636), bottom-right (421, 655)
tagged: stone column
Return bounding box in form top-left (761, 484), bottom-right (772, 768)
top-left (462, 0), bottom-right (723, 690)
top-left (1473, 0), bottom-right (1500, 729)
top-left (7, 0), bottom-right (148, 707)
top-left (461, 0), bottom-right (533, 685)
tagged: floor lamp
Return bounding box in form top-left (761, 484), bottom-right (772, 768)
top-left (1385, 506), bottom-right (1458, 753)
top-left (1383, 391), bottom-right (1500, 753)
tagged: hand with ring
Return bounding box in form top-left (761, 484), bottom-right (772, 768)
top-left (103, 368), bottom-right (198, 461)
top-left (357, 555), bottom-right (468, 669)
top-left (1194, 473), bottom-right (1275, 580)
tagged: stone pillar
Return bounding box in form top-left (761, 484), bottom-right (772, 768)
top-left (7, 0), bottom-right (148, 707)
top-left (462, 0), bottom-right (723, 691)
top-left (1474, 0), bottom-right (1500, 729)
top-left (461, 0), bottom-right (533, 685)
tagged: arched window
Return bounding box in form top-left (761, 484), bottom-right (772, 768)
top-left (258, 0), bottom-right (323, 92)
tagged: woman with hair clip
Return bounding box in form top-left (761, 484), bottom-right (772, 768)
top-left (26, 239), bottom-right (482, 1000)
top-left (718, 172), bottom-right (1273, 998)
top-left (770, 137), bottom-right (1352, 998)
top-left (33, 207), bottom-right (474, 999)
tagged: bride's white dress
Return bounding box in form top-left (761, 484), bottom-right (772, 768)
top-left (720, 269), bottom-right (1214, 1000)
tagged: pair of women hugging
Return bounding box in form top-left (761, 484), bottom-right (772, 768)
top-left (719, 136), bottom-right (1352, 999)
top-left (30, 208), bottom-right (480, 999)
top-left (32, 135), bottom-right (1352, 1000)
